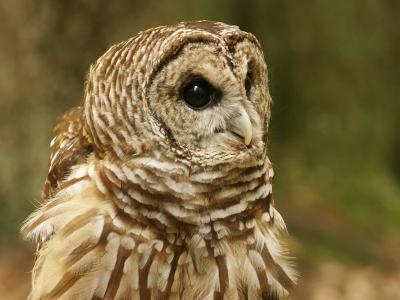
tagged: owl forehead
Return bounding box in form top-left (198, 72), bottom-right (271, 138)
top-left (92, 21), bottom-right (262, 84)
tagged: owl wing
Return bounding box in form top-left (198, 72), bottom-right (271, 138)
top-left (42, 106), bottom-right (91, 201)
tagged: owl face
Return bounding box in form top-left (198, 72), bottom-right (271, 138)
top-left (85, 21), bottom-right (271, 168)
top-left (148, 40), bottom-right (269, 152)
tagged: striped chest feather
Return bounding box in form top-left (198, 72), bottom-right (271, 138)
top-left (22, 160), bottom-right (296, 300)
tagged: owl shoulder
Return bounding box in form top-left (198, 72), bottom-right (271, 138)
top-left (42, 106), bottom-right (92, 201)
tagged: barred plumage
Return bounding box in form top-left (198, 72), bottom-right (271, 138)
top-left (22, 20), bottom-right (297, 299)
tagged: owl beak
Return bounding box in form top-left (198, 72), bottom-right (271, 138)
top-left (228, 107), bottom-right (253, 145)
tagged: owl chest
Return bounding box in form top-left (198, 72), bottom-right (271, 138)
top-left (25, 170), bottom-right (291, 299)
top-left (36, 224), bottom-right (254, 300)
top-left (87, 235), bottom-right (256, 300)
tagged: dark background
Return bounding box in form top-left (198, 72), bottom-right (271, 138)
top-left (1, 1), bottom-right (399, 299)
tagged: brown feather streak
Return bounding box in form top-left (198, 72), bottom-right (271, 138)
top-left (138, 247), bottom-right (157, 300)
top-left (59, 209), bottom-right (99, 237)
top-left (214, 254), bottom-right (229, 300)
top-left (255, 245), bottom-right (295, 292)
top-left (103, 245), bottom-right (132, 299)
top-left (46, 271), bottom-right (85, 299)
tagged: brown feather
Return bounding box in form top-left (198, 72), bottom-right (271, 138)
top-left (43, 106), bottom-right (91, 200)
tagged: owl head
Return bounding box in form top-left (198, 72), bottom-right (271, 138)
top-left (83, 21), bottom-right (271, 169)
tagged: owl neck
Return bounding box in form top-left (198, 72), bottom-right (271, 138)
top-left (91, 152), bottom-right (275, 236)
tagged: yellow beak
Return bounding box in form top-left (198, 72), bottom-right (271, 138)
top-left (228, 107), bottom-right (253, 145)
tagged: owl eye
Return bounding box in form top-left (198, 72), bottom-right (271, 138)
top-left (182, 79), bottom-right (216, 110)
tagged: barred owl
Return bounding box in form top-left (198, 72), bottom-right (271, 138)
top-left (22, 21), bottom-right (296, 300)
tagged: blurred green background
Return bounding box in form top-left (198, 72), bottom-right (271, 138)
top-left (1, 1), bottom-right (399, 299)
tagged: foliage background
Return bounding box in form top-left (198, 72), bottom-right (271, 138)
top-left (0, 1), bottom-right (399, 299)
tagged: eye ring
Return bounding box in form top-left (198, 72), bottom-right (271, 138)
top-left (181, 78), bottom-right (218, 110)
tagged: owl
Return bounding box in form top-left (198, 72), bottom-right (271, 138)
top-left (22, 21), bottom-right (296, 300)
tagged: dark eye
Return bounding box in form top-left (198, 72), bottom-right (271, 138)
top-left (245, 71), bottom-right (252, 96)
top-left (182, 79), bottom-right (216, 110)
